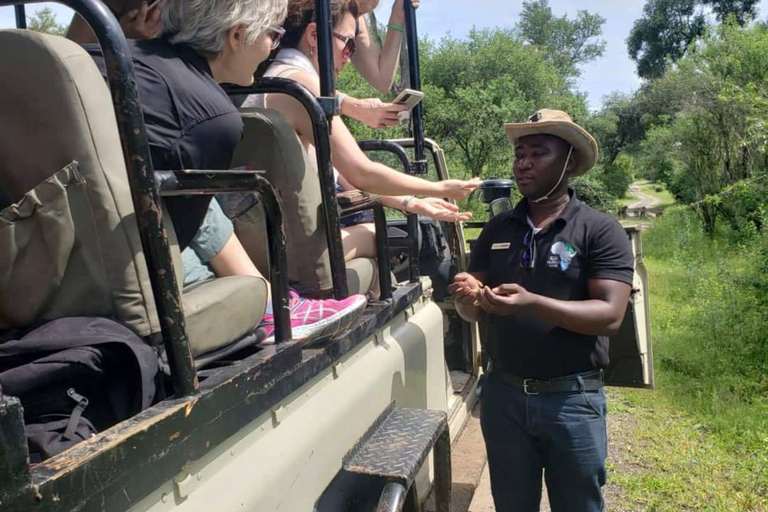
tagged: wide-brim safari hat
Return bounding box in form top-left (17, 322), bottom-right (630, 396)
top-left (504, 109), bottom-right (599, 176)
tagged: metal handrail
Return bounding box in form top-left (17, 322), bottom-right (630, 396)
top-left (357, 140), bottom-right (420, 282)
top-left (154, 171), bottom-right (292, 342)
top-left (225, 78), bottom-right (350, 298)
top-left (403, 1), bottom-right (428, 175)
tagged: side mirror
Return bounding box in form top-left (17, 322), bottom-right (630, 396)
top-left (478, 178), bottom-right (515, 204)
top-left (490, 197), bottom-right (514, 217)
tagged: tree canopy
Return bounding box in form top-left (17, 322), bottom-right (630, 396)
top-left (27, 7), bottom-right (68, 37)
top-left (627, 0), bottom-right (759, 79)
top-left (517, 0), bottom-right (607, 79)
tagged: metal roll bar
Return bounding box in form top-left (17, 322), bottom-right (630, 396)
top-left (14, 4), bottom-right (26, 28)
top-left (403, 0), bottom-right (428, 175)
top-left (154, 170), bottom-right (292, 342)
top-left (357, 140), bottom-right (420, 282)
top-left (225, 78), bottom-right (350, 299)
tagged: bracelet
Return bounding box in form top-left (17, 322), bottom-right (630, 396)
top-left (388, 23), bottom-right (406, 33)
top-left (336, 93), bottom-right (347, 113)
top-left (401, 195), bottom-right (415, 213)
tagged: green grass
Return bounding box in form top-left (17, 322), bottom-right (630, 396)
top-left (619, 192), bottom-right (639, 207)
top-left (635, 179), bottom-right (677, 209)
top-left (607, 209), bottom-right (768, 511)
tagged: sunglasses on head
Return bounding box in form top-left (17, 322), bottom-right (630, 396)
top-left (266, 25), bottom-right (285, 50)
top-left (333, 33), bottom-right (357, 57)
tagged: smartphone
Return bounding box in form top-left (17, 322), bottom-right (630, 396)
top-left (392, 88), bottom-right (425, 110)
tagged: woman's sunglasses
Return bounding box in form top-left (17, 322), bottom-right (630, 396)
top-left (266, 25), bottom-right (286, 50)
top-left (333, 33), bottom-right (357, 57)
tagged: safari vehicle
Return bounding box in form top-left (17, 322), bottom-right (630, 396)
top-left (0, 1), bottom-right (653, 511)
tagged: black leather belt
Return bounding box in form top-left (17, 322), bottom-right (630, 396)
top-left (491, 369), bottom-right (604, 395)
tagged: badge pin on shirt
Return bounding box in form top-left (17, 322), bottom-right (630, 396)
top-left (550, 241), bottom-right (577, 271)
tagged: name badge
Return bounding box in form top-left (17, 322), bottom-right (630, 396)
top-left (491, 242), bottom-right (511, 250)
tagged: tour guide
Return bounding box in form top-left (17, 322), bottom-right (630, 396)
top-left (449, 109), bottom-right (634, 512)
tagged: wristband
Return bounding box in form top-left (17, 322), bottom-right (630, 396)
top-left (401, 195), bottom-right (415, 213)
top-left (387, 23), bottom-right (406, 33)
top-left (336, 93), bottom-right (348, 113)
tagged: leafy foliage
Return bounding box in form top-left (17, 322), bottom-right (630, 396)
top-left (627, 0), bottom-right (760, 79)
top-left (627, 0), bottom-right (706, 79)
top-left (27, 7), bottom-right (68, 37)
top-left (516, 0), bottom-right (607, 79)
top-left (419, 29), bottom-right (587, 180)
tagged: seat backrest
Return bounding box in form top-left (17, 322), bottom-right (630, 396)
top-left (231, 109), bottom-right (334, 296)
top-left (0, 30), bottom-right (161, 336)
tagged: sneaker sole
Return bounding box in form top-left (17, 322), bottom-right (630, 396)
top-left (264, 296), bottom-right (367, 344)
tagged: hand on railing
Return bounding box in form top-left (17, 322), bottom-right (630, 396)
top-left (407, 197), bottom-right (473, 222)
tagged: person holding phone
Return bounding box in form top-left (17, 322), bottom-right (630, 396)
top-left (337, 0), bottom-right (421, 129)
top-left (67, 0), bottom-right (164, 44)
top-left (243, 0), bottom-right (478, 267)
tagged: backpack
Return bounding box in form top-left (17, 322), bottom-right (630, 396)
top-left (0, 317), bottom-right (161, 462)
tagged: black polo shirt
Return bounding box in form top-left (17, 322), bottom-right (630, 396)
top-left (468, 190), bottom-right (634, 380)
top-left (87, 38), bottom-right (244, 249)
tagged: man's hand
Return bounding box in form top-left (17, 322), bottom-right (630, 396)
top-left (120, 1), bottom-right (163, 41)
top-left (342, 97), bottom-right (408, 129)
top-left (477, 283), bottom-right (536, 316)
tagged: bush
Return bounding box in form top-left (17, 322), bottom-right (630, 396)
top-left (644, 208), bottom-right (768, 451)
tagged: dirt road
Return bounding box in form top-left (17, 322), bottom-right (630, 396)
top-left (627, 184), bottom-right (660, 210)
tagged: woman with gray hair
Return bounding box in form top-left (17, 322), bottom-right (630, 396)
top-left (84, 0), bottom-right (370, 342)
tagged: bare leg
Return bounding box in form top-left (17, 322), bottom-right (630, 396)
top-left (341, 223), bottom-right (380, 297)
top-left (341, 222), bottom-right (377, 260)
top-left (209, 233), bottom-right (271, 301)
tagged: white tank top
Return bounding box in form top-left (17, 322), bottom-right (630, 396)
top-left (242, 49), bottom-right (341, 184)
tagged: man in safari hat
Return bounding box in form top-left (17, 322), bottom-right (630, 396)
top-left (448, 109), bottom-right (634, 512)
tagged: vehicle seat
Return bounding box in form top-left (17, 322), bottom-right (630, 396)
top-left (228, 108), bottom-right (376, 297)
top-left (0, 30), bottom-right (266, 359)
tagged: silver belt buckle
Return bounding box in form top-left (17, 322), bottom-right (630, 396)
top-left (523, 379), bottom-right (539, 395)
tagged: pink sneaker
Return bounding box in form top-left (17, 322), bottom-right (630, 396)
top-left (261, 290), bottom-right (367, 343)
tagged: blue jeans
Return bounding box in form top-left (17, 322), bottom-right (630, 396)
top-left (480, 373), bottom-right (608, 512)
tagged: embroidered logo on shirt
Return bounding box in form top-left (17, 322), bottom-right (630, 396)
top-left (491, 242), bottom-right (511, 250)
top-left (548, 241), bottom-right (577, 271)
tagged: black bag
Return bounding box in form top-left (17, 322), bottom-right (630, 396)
top-left (0, 317), bottom-right (160, 462)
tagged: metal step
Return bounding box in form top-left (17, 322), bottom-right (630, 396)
top-left (343, 402), bottom-right (451, 512)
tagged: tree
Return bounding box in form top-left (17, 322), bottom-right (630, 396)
top-left (627, 0), bottom-right (706, 79)
top-left (627, 0), bottom-right (760, 79)
top-left (27, 7), bottom-right (68, 37)
top-left (633, 23), bottom-right (768, 232)
top-left (705, 0), bottom-right (759, 24)
top-left (517, 0), bottom-right (606, 78)
top-left (419, 29), bottom-right (587, 179)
